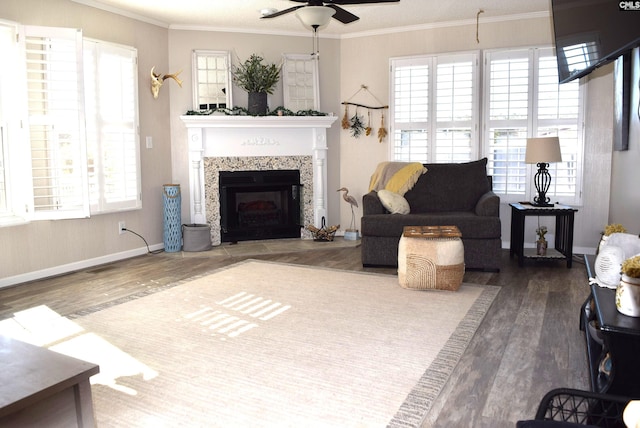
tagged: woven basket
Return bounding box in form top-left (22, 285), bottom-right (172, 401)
top-left (398, 227), bottom-right (465, 291)
top-left (400, 255), bottom-right (464, 291)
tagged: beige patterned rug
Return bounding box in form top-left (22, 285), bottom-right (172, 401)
top-left (17, 260), bottom-right (499, 427)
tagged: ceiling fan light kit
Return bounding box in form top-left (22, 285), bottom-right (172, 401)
top-left (296, 6), bottom-right (336, 28)
top-left (261, 0), bottom-right (400, 26)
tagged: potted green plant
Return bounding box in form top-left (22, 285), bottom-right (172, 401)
top-left (536, 225), bottom-right (548, 256)
top-left (616, 255), bottom-right (640, 317)
top-left (232, 54), bottom-right (281, 116)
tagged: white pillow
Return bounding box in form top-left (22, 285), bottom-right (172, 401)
top-left (378, 190), bottom-right (410, 214)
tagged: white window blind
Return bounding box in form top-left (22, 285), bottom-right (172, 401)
top-left (283, 54), bottom-right (319, 111)
top-left (84, 39), bottom-right (140, 213)
top-left (390, 53), bottom-right (478, 163)
top-left (25, 26), bottom-right (89, 219)
top-left (484, 47), bottom-right (583, 204)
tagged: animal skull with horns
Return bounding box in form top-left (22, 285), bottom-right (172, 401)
top-left (150, 66), bottom-right (183, 99)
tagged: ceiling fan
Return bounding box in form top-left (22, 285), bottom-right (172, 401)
top-left (261, 0), bottom-right (400, 25)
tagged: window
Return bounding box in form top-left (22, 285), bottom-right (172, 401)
top-left (25, 26), bottom-right (89, 219)
top-left (390, 52), bottom-right (479, 163)
top-left (282, 54), bottom-right (319, 111)
top-left (0, 23), bottom-right (140, 226)
top-left (389, 47), bottom-right (584, 205)
top-left (484, 47), bottom-right (583, 205)
top-left (0, 22), bottom-right (20, 218)
top-left (192, 50), bottom-right (232, 110)
top-left (84, 39), bottom-right (140, 213)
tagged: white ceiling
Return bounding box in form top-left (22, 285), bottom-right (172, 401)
top-left (73, 0), bottom-right (550, 36)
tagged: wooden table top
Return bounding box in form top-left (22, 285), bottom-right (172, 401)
top-left (0, 335), bottom-right (99, 417)
top-left (402, 225), bottom-right (462, 239)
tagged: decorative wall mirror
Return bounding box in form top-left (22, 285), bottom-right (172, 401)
top-left (192, 50), bottom-right (232, 110)
top-left (282, 53), bottom-right (319, 111)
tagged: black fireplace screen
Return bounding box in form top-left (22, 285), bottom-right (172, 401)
top-left (219, 170), bottom-right (302, 242)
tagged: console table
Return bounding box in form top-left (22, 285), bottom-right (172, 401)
top-left (0, 335), bottom-right (100, 427)
top-left (509, 202), bottom-right (577, 268)
top-left (581, 255), bottom-right (640, 396)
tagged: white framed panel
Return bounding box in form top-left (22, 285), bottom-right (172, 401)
top-left (283, 53), bottom-right (319, 111)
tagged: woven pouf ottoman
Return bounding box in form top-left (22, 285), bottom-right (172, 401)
top-left (398, 225), bottom-right (465, 291)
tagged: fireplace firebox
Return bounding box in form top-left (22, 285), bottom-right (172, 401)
top-left (219, 170), bottom-right (302, 242)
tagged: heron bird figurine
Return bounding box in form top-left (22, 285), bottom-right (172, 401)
top-left (337, 187), bottom-right (358, 234)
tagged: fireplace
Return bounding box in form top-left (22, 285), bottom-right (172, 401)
top-left (219, 170), bottom-right (302, 242)
top-left (180, 115), bottom-right (337, 245)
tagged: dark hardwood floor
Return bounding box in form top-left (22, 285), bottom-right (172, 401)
top-left (0, 242), bottom-right (591, 427)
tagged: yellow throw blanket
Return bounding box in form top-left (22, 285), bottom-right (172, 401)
top-left (368, 162), bottom-right (427, 195)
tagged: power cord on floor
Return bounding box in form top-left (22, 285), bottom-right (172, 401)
top-left (122, 228), bottom-right (165, 254)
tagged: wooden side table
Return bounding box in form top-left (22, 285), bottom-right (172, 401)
top-left (0, 336), bottom-right (100, 427)
top-left (509, 202), bottom-right (578, 268)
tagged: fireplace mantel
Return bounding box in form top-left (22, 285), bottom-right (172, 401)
top-left (180, 115), bottom-right (337, 244)
top-left (180, 115), bottom-right (337, 129)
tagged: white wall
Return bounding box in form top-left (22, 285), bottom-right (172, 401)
top-left (0, 0), bottom-right (172, 284)
top-left (338, 14), bottom-right (613, 252)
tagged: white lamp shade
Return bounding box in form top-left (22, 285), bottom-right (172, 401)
top-left (296, 6), bottom-right (335, 28)
top-left (525, 137), bottom-right (562, 164)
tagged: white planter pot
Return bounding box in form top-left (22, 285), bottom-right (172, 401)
top-left (616, 274), bottom-right (640, 317)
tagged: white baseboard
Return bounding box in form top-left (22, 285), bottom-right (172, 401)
top-left (0, 243), bottom-right (164, 290)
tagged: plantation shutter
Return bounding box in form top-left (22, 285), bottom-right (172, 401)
top-left (25, 26), bottom-right (89, 219)
top-left (485, 47), bottom-right (583, 204)
top-left (391, 57), bottom-right (430, 162)
top-left (84, 39), bottom-right (141, 213)
top-left (434, 54), bottom-right (477, 162)
top-left (484, 49), bottom-right (531, 197)
top-left (535, 48), bottom-right (582, 201)
top-left (391, 53), bottom-right (478, 163)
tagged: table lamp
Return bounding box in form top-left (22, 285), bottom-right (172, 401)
top-left (525, 137), bottom-right (562, 207)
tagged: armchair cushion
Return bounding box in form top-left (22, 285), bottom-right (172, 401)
top-left (405, 158), bottom-right (490, 213)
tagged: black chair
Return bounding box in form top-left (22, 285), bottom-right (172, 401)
top-left (516, 388), bottom-right (631, 428)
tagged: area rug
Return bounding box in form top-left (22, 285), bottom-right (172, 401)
top-left (47, 261), bottom-right (497, 427)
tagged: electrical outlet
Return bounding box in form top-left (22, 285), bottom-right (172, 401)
top-left (118, 221), bottom-right (126, 235)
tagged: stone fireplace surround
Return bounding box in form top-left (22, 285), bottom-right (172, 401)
top-left (180, 115), bottom-right (337, 245)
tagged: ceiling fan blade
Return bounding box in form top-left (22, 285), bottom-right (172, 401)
top-left (260, 5), bottom-right (304, 19)
top-left (329, 0), bottom-right (400, 4)
top-left (327, 5), bottom-right (359, 24)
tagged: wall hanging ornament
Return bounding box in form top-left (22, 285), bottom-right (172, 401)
top-left (150, 67), bottom-right (183, 99)
top-left (342, 105), bottom-right (350, 129)
top-left (378, 112), bottom-right (388, 143)
top-left (350, 108), bottom-right (366, 138)
top-left (341, 84), bottom-right (388, 141)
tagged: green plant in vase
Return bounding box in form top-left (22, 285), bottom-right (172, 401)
top-left (232, 54), bottom-right (281, 116)
top-left (535, 225), bottom-right (548, 256)
top-left (617, 255), bottom-right (640, 317)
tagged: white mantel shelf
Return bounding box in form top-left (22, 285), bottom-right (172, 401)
top-left (180, 115), bottom-right (337, 129)
top-left (180, 114), bottom-right (338, 244)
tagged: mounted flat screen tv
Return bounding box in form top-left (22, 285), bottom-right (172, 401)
top-left (551, 0), bottom-right (640, 83)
